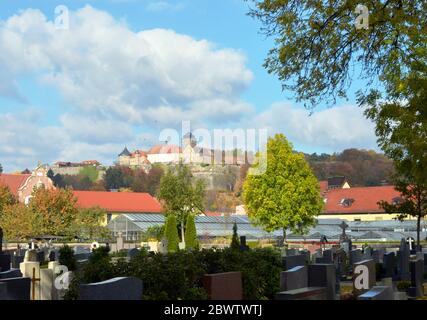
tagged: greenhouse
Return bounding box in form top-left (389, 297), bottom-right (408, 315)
top-left (107, 214), bottom-right (427, 242)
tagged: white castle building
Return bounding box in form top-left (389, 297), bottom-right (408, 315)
top-left (118, 133), bottom-right (249, 168)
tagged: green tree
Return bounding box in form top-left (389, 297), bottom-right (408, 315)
top-left (163, 214), bottom-right (179, 252)
top-left (29, 187), bottom-right (79, 237)
top-left (360, 74), bottom-right (427, 248)
top-left (230, 222), bottom-right (240, 250)
top-left (79, 166), bottom-right (99, 183)
top-left (243, 134), bottom-right (324, 240)
top-left (248, 0), bottom-right (427, 109)
top-left (0, 185), bottom-right (16, 213)
top-left (184, 214), bottom-right (199, 250)
top-left (0, 163), bottom-right (2, 174)
top-left (73, 207), bottom-right (110, 240)
top-left (104, 167), bottom-right (126, 190)
top-left (158, 164), bottom-right (205, 242)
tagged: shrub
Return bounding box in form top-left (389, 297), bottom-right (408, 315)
top-left (164, 215), bottom-right (179, 252)
top-left (230, 222), bottom-right (240, 250)
top-left (184, 214), bottom-right (199, 250)
top-left (58, 245), bottom-right (77, 271)
top-left (64, 247), bottom-right (282, 300)
top-left (396, 281), bottom-right (411, 292)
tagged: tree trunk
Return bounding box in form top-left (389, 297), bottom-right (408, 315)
top-left (417, 215), bottom-right (421, 251)
top-left (283, 228), bottom-right (287, 246)
top-left (181, 220), bottom-right (185, 244)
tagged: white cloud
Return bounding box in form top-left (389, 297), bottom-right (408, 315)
top-left (253, 102), bottom-right (378, 151)
top-left (0, 6), bottom-right (379, 171)
top-left (0, 6), bottom-right (253, 126)
top-left (146, 1), bottom-right (186, 12)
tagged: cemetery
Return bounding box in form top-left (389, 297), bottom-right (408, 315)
top-left (0, 222), bottom-right (426, 301)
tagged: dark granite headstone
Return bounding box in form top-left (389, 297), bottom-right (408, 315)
top-left (239, 236), bottom-right (249, 252)
top-left (280, 266), bottom-right (307, 291)
top-left (12, 255), bottom-right (24, 269)
top-left (282, 255), bottom-right (307, 271)
top-left (127, 248), bottom-right (140, 259)
top-left (409, 259), bottom-right (424, 298)
top-left (383, 252), bottom-right (396, 278)
top-left (350, 249), bottom-right (362, 265)
top-left (36, 251), bottom-right (45, 264)
top-left (275, 287), bottom-right (327, 300)
top-left (74, 253), bottom-right (91, 261)
top-left (79, 277), bottom-right (143, 300)
top-left (0, 254), bottom-right (11, 272)
top-left (0, 282), bottom-right (7, 300)
top-left (0, 277), bottom-right (31, 300)
top-left (358, 286), bottom-right (394, 300)
top-left (398, 238), bottom-right (410, 280)
top-left (202, 272), bottom-right (243, 300)
top-left (0, 269), bottom-right (22, 279)
top-left (308, 264), bottom-right (336, 300)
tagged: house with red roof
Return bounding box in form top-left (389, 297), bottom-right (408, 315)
top-left (73, 190), bottom-right (162, 223)
top-left (318, 185), bottom-right (404, 221)
top-left (0, 165), bottom-right (55, 203)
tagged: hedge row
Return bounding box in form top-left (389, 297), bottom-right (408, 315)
top-left (65, 247), bottom-right (282, 300)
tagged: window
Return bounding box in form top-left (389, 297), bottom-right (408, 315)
top-left (340, 198), bottom-right (355, 207)
top-left (354, 217), bottom-right (361, 222)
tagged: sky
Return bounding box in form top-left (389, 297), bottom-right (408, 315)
top-left (0, 0), bottom-right (379, 172)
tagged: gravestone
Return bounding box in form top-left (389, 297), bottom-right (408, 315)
top-left (12, 255), bottom-right (24, 269)
top-left (0, 277), bottom-right (31, 300)
top-left (127, 248), bottom-right (140, 259)
top-left (0, 268), bottom-right (22, 279)
top-left (282, 255), bottom-right (307, 271)
top-left (36, 251), bottom-right (45, 264)
top-left (383, 252), bottom-right (396, 278)
top-left (79, 277), bottom-right (143, 300)
top-left (353, 259), bottom-right (376, 296)
top-left (74, 253), bottom-right (91, 261)
top-left (0, 254), bottom-right (11, 272)
top-left (280, 266), bottom-right (308, 291)
top-left (315, 249), bottom-right (333, 264)
top-left (48, 249), bottom-right (57, 262)
top-left (116, 233), bottom-right (124, 252)
top-left (358, 286), bottom-right (394, 300)
top-left (398, 238), bottom-right (410, 280)
top-left (372, 250), bottom-right (380, 264)
top-left (308, 264), bottom-right (336, 300)
top-left (275, 287), bottom-right (327, 300)
top-left (286, 248), bottom-right (298, 256)
top-left (24, 249), bottom-right (38, 262)
top-left (350, 249), bottom-right (363, 265)
top-left (240, 236), bottom-right (249, 252)
top-left (202, 272), bottom-right (243, 300)
top-left (0, 282), bottom-right (6, 300)
top-left (408, 259), bottom-right (424, 298)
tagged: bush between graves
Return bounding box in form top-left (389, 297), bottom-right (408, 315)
top-left (64, 247), bottom-right (282, 300)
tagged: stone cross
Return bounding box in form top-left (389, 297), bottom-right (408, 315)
top-left (31, 267), bottom-right (41, 300)
top-left (406, 237), bottom-right (415, 251)
top-left (339, 221), bottom-right (349, 241)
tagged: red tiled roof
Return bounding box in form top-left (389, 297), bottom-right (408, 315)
top-left (323, 186), bottom-right (400, 214)
top-left (0, 174), bottom-right (31, 196)
top-left (148, 144), bottom-right (181, 154)
top-left (319, 181), bottom-right (328, 194)
top-left (73, 191), bottom-right (162, 213)
top-left (130, 150), bottom-right (147, 157)
top-left (205, 211), bottom-right (223, 217)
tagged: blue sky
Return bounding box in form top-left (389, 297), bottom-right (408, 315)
top-left (0, 0), bottom-right (378, 172)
